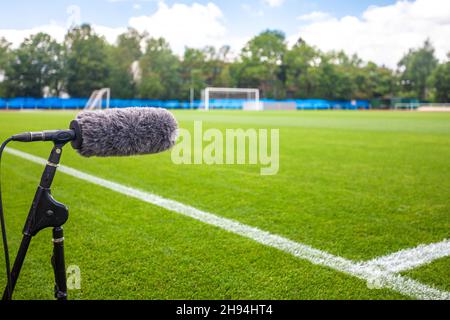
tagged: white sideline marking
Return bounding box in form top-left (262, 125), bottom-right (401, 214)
top-left (4, 147), bottom-right (450, 300)
top-left (363, 239), bottom-right (450, 273)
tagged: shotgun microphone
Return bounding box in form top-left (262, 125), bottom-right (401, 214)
top-left (1, 107), bottom-right (178, 300)
top-left (10, 107), bottom-right (179, 157)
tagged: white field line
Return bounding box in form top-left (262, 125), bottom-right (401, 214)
top-left (4, 147), bottom-right (450, 300)
top-left (363, 239), bottom-right (450, 273)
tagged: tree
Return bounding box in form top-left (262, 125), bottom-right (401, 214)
top-left (106, 28), bottom-right (144, 99)
top-left (331, 51), bottom-right (362, 100)
top-left (429, 53), bottom-right (450, 102)
top-left (1, 27), bottom-right (445, 102)
top-left (398, 39), bottom-right (438, 100)
top-left (180, 48), bottom-right (207, 100)
top-left (284, 39), bottom-right (321, 98)
top-left (0, 38), bottom-right (12, 97)
top-left (138, 37), bottom-right (180, 100)
top-left (235, 30), bottom-right (287, 99)
top-left (6, 33), bottom-right (63, 97)
top-left (179, 46), bottom-right (233, 100)
top-left (358, 62), bottom-right (395, 99)
top-left (314, 55), bottom-right (342, 100)
top-left (65, 24), bottom-right (111, 97)
top-left (203, 46), bottom-right (233, 88)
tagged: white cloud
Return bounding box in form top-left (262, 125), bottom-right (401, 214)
top-left (0, 4), bottom-right (125, 47)
top-left (133, 3), bottom-right (142, 10)
top-left (0, 24), bottom-right (67, 48)
top-left (92, 25), bottom-right (127, 44)
top-left (0, 23), bottom-right (126, 48)
top-left (289, 0), bottom-right (450, 68)
top-left (0, 2), bottom-right (241, 54)
top-left (263, 0), bottom-right (284, 8)
top-left (129, 1), bottom-right (230, 53)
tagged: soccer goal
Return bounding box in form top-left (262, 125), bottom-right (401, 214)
top-left (202, 87), bottom-right (260, 111)
top-left (85, 88), bottom-right (111, 110)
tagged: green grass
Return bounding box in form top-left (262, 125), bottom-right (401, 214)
top-left (403, 257), bottom-right (450, 292)
top-left (0, 110), bottom-right (449, 299)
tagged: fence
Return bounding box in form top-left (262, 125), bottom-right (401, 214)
top-left (0, 97), bottom-right (370, 110)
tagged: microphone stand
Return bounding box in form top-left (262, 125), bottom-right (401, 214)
top-left (2, 142), bottom-right (69, 300)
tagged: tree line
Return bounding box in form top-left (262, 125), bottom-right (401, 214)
top-left (0, 24), bottom-right (449, 102)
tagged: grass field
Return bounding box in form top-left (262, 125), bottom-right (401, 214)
top-left (0, 110), bottom-right (449, 300)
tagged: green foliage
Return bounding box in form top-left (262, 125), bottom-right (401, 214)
top-left (284, 39), bottom-right (320, 98)
top-left (5, 33), bottom-right (63, 97)
top-left (179, 46), bottom-right (234, 100)
top-left (203, 46), bottom-right (234, 88)
top-left (429, 54), bottom-right (450, 102)
top-left (106, 28), bottom-right (143, 99)
top-left (355, 63), bottom-right (395, 99)
top-left (398, 39), bottom-right (438, 100)
top-left (65, 24), bottom-right (111, 98)
top-left (138, 37), bottom-right (180, 99)
top-left (0, 27), bottom-right (449, 102)
top-left (0, 37), bottom-right (12, 97)
top-left (0, 37), bottom-right (10, 66)
top-left (283, 41), bottom-right (396, 100)
top-left (237, 30), bottom-right (287, 99)
top-left (180, 48), bottom-right (208, 100)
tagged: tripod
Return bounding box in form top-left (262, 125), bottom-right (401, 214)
top-left (3, 142), bottom-right (69, 300)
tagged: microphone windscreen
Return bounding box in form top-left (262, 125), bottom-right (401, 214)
top-left (74, 107), bottom-right (178, 157)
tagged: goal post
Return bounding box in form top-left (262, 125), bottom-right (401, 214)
top-left (85, 88), bottom-right (111, 110)
top-left (202, 87), bottom-right (260, 111)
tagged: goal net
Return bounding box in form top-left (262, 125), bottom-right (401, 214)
top-left (201, 87), bottom-right (260, 111)
top-left (85, 88), bottom-right (111, 110)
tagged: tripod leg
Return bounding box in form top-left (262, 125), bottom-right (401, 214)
top-left (2, 234), bottom-right (32, 300)
top-left (51, 227), bottom-right (67, 300)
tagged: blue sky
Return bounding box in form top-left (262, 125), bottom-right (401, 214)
top-left (0, 0), bottom-right (396, 32)
top-left (0, 0), bottom-right (449, 67)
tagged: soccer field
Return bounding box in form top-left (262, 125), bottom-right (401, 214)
top-left (0, 110), bottom-right (449, 300)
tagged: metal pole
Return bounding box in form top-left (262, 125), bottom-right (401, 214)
top-left (52, 227), bottom-right (67, 300)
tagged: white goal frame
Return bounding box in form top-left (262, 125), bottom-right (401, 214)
top-left (203, 87), bottom-right (260, 111)
top-left (85, 88), bottom-right (111, 110)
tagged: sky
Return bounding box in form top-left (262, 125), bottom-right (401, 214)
top-left (0, 0), bottom-right (449, 68)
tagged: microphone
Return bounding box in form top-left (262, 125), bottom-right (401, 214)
top-left (73, 107), bottom-right (178, 157)
top-left (11, 107), bottom-right (178, 157)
